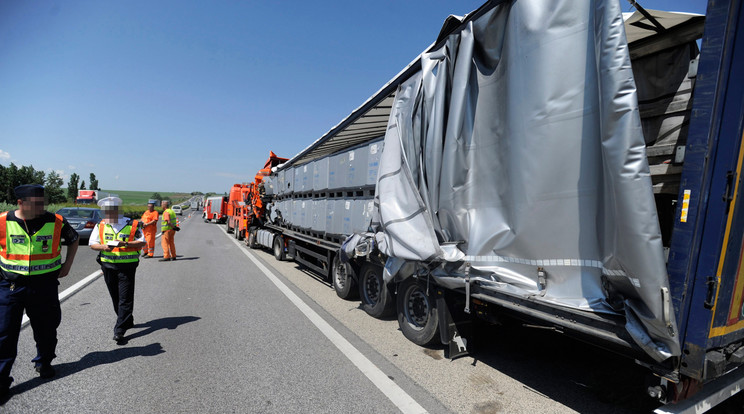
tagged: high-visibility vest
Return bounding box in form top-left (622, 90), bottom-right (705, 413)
top-left (99, 220), bottom-right (141, 264)
top-left (0, 211), bottom-right (63, 276)
top-left (161, 209), bottom-right (177, 231)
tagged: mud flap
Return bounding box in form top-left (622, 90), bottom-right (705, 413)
top-left (437, 289), bottom-right (472, 359)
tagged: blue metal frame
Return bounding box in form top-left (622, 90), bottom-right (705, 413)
top-left (667, 0), bottom-right (744, 380)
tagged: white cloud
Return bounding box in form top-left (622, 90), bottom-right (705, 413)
top-left (0, 149), bottom-right (10, 161)
top-left (68, 165), bottom-right (76, 170)
top-left (43, 168), bottom-right (69, 181)
top-left (114, 175), bottom-right (120, 180)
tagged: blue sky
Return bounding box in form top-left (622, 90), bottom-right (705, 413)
top-left (0, 0), bottom-right (709, 194)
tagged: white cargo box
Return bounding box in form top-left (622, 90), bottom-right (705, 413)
top-left (313, 158), bottom-right (329, 191)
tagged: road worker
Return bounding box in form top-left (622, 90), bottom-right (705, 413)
top-left (159, 200), bottom-right (178, 261)
top-left (89, 197), bottom-right (145, 345)
top-left (140, 200), bottom-right (159, 258)
top-left (0, 184), bottom-right (79, 398)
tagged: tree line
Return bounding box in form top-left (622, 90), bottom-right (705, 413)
top-left (0, 162), bottom-right (99, 204)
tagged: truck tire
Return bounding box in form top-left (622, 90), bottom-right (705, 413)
top-left (247, 230), bottom-right (258, 249)
top-left (397, 277), bottom-right (439, 346)
top-left (359, 262), bottom-right (395, 318)
top-left (236, 228), bottom-right (244, 241)
top-left (273, 236), bottom-right (286, 261)
top-left (332, 255), bottom-right (358, 300)
top-left (226, 218), bottom-right (233, 233)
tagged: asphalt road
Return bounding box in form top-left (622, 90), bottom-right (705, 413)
top-left (4, 210), bottom-right (447, 413)
top-left (6, 208), bottom-right (744, 413)
top-left (57, 208), bottom-right (193, 293)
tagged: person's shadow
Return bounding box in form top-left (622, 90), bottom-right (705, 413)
top-left (126, 316), bottom-right (200, 341)
top-left (6, 342), bottom-right (165, 400)
top-left (150, 255), bottom-right (199, 261)
top-left (4, 316), bottom-right (200, 403)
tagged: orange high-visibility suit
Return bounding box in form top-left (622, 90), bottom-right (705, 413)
top-left (140, 210), bottom-right (159, 258)
top-left (161, 210), bottom-right (177, 260)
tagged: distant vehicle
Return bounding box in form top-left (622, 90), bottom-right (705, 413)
top-left (55, 207), bottom-right (102, 241)
top-left (76, 190), bottom-right (110, 205)
top-left (203, 196), bottom-right (227, 223)
top-left (75, 190), bottom-right (97, 205)
top-left (172, 205), bottom-right (182, 215)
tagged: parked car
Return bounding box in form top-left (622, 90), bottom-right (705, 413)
top-left (55, 207), bottom-right (102, 242)
top-left (172, 205), bottom-right (182, 215)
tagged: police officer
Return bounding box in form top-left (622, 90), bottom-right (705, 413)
top-left (89, 197), bottom-right (145, 345)
top-left (0, 184), bottom-right (79, 398)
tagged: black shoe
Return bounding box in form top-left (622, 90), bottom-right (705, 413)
top-left (113, 334), bottom-right (128, 345)
top-left (141, 252), bottom-right (148, 257)
top-left (158, 258), bottom-right (172, 262)
top-left (34, 363), bottom-right (55, 379)
top-left (0, 376), bottom-right (12, 400)
top-left (171, 257), bottom-right (177, 261)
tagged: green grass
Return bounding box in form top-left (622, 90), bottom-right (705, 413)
top-left (0, 190), bottom-right (193, 219)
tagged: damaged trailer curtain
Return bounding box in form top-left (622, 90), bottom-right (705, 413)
top-left (373, 0), bottom-right (680, 362)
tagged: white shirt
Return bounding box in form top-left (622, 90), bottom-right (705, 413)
top-left (89, 216), bottom-right (145, 245)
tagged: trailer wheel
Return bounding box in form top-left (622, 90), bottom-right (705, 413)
top-left (359, 262), bottom-right (395, 318)
top-left (273, 236), bottom-right (286, 261)
top-left (397, 277), bottom-right (439, 346)
top-left (332, 256), bottom-right (358, 300)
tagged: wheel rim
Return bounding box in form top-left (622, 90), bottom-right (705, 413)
top-left (363, 269), bottom-right (381, 305)
top-left (404, 284), bottom-right (429, 330)
top-left (334, 261), bottom-right (348, 290)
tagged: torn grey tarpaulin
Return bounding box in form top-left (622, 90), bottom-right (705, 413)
top-left (373, 0), bottom-right (679, 362)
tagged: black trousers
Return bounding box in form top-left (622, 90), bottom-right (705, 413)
top-left (0, 276), bottom-right (60, 385)
top-left (101, 266), bottom-right (136, 336)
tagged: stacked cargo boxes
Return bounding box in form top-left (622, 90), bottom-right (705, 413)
top-left (275, 138), bottom-right (384, 240)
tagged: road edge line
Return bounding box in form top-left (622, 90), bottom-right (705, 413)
top-left (224, 229), bottom-right (428, 414)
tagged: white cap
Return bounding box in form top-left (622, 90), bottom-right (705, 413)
top-left (98, 196), bottom-right (123, 208)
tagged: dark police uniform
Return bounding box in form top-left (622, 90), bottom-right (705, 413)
top-left (0, 210), bottom-right (78, 393)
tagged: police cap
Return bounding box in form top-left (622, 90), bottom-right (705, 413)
top-left (98, 196), bottom-right (123, 209)
top-left (14, 184), bottom-right (45, 200)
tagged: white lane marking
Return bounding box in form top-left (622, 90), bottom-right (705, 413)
top-left (224, 230), bottom-right (428, 414)
top-left (21, 269), bottom-right (103, 329)
top-left (20, 213), bottom-right (192, 329)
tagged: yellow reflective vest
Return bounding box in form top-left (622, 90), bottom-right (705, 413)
top-left (99, 220), bottom-right (141, 264)
top-left (0, 211), bottom-right (63, 276)
top-left (161, 209), bottom-right (177, 231)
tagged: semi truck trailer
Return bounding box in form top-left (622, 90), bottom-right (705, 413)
top-left (236, 0), bottom-right (744, 408)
